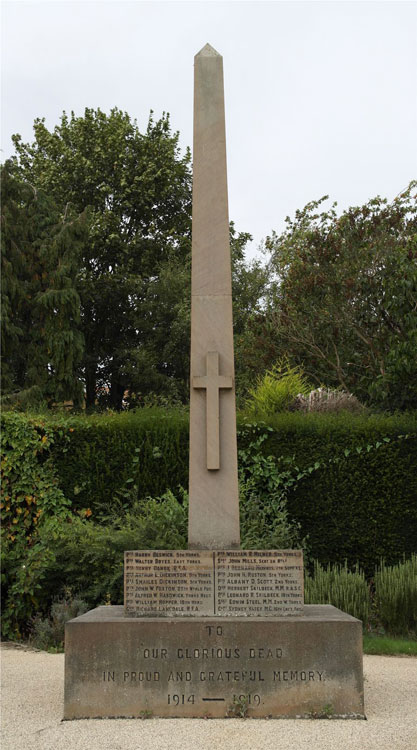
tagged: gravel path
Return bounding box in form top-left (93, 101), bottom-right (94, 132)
top-left (1, 644), bottom-right (416, 750)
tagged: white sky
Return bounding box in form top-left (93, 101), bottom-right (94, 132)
top-left (2, 0), bottom-right (416, 258)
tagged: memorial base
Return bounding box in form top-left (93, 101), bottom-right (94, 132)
top-left (64, 605), bottom-right (364, 719)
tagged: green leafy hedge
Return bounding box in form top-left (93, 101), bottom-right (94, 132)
top-left (1, 409), bottom-right (416, 576)
top-left (255, 412), bottom-right (417, 574)
top-left (49, 409), bottom-right (189, 514)
top-left (0, 412), bottom-right (72, 548)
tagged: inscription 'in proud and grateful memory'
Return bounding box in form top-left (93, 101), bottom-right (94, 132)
top-left (124, 550), bottom-right (303, 617)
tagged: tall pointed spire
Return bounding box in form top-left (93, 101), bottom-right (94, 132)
top-left (188, 45), bottom-right (240, 549)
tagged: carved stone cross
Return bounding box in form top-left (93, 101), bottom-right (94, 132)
top-left (192, 351), bottom-right (233, 470)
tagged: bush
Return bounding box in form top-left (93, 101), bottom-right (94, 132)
top-left (245, 360), bottom-right (311, 417)
top-left (1, 490), bottom-right (188, 638)
top-left (295, 388), bottom-right (364, 413)
top-left (238, 423), bottom-right (306, 551)
top-left (374, 555), bottom-right (417, 636)
top-left (304, 560), bottom-right (370, 626)
top-left (305, 557), bottom-right (417, 636)
top-left (0, 412), bottom-right (72, 550)
top-left (31, 593), bottom-right (88, 651)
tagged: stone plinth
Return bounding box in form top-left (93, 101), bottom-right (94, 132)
top-left (64, 605), bottom-right (364, 719)
top-left (124, 549), bottom-right (304, 617)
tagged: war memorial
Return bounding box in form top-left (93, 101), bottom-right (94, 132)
top-left (64, 45), bottom-right (364, 720)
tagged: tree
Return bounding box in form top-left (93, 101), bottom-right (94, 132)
top-left (1, 161), bottom-right (88, 407)
top-left (11, 108), bottom-right (193, 409)
top-left (8, 109), bottom-right (272, 408)
top-left (229, 225), bottom-right (272, 400)
top-left (120, 224), bottom-right (270, 407)
top-left (245, 183), bottom-right (417, 410)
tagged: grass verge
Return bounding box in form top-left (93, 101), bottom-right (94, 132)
top-left (363, 635), bottom-right (417, 656)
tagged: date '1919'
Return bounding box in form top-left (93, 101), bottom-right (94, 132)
top-left (233, 694), bottom-right (261, 705)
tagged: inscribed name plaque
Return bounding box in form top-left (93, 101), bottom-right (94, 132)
top-left (216, 550), bottom-right (304, 616)
top-left (124, 550), bottom-right (303, 617)
top-left (125, 551), bottom-right (214, 617)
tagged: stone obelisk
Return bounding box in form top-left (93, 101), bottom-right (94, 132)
top-left (64, 48), bottom-right (364, 721)
top-left (188, 43), bottom-right (240, 549)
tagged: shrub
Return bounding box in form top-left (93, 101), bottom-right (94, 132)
top-left (0, 412), bottom-right (72, 551)
top-left (31, 593), bottom-right (88, 651)
top-left (304, 560), bottom-right (370, 626)
top-left (245, 360), bottom-right (311, 417)
top-left (374, 555), bottom-right (417, 636)
top-left (305, 557), bottom-right (417, 636)
top-left (1, 489), bottom-right (188, 638)
top-left (0, 412), bottom-right (75, 639)
top-left (1, 536), bottom-right (55, 640)
top-left (295, 387), bottom-right (364, 413)
top-left (238, 422), bottom-right (306, 551)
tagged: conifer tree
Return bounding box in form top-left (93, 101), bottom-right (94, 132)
top-left (1, 161), bottom-right (88, 406)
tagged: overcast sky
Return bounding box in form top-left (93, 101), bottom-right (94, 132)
top-left (2, 0), bottom-right (416, 258)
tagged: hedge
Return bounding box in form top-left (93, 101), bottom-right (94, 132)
top-left (48, 409), bottom-right (189, 514)
top-left (1, 409), bottom-right (416, 575)
top-left (255, 412), bottom-right (417, 574)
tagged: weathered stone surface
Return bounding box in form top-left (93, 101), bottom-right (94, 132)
top-left (188, 43), bottom-right (240, 549)
top-left (64, 604), bottom-right (365, 719)
top-left (124, 550), bottom-right (304, 617)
